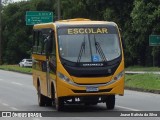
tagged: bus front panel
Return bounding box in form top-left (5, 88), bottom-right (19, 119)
top-left (55, 25), bottom-right (124, 98)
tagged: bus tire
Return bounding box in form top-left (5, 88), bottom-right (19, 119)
top-left (37, 85), bottom-right (46, 106)
top-left (46, 98), bottom-right (52, 106)
top-left (106, 95), bottom-right (115, 110)
top-left (51, 83), bottom-right (55, 105)
top-left (55, 97), bottom-right (64, 111)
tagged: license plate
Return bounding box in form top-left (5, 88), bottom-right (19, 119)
top-left (86, 86), bottom-right (99, 92)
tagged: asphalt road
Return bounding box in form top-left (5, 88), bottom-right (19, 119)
top-left (0, 70), bottom-right (160, 120)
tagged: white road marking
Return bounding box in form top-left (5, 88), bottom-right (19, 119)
top-left (2, 103), bottom-right (9, 107)
top-left (10, 107), bottom-right (19, 110)
top-left (32, 118), bottom-right (41, 120)
top-left (0, 78), bottom-right (33, 90)
top-left (11, 82), bottom-right (23, 86)
top-left (116, 105), bottom-right (140, 111)
top-left (1, 102), bottom-right (19, 110)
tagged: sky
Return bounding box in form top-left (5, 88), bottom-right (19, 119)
top-left (4, 0), bottom-right (28, 2)
top-left (12, 0), bottom-right (20, 1)
top-left (12, 0), bottom-right (28, 2)
top-left (1, 0), bottom-right (29, 5)
top-left (2, 0), bottom-right (28, 3)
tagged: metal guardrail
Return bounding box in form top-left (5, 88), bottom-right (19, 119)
top-left (125, 71), bottom-right (160, 75)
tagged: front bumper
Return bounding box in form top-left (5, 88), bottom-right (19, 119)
top-left (56, 76), bottom-right (124, 97)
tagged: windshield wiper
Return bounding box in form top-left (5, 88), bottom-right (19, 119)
top-left (94, 35), bottom-right (107, 62)
top-left (77, 37), bottom-right (85, 62)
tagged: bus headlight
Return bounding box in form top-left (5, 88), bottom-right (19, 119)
top-left (111, 71), bottom-right (124, 82)
top-left (57, 72), bottom-right (73, 84)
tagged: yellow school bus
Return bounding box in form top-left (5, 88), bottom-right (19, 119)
top-left (32, 18), bottom-right (124, 111)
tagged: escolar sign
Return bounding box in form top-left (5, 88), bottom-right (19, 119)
top-left (67, 28), bottom-right (108, 34)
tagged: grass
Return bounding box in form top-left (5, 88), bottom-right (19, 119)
top-left (125, 74), bottom-right (160, 91)
top-left (0, 65), bottom-right (32, 74)
top-left (125, 65), bottom-right (160, 71)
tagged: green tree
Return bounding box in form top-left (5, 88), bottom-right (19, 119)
top-left (2, 0), bottom-right (55, 64)
top-left (131, 0), bottom-right (160, 66)
top-left (2, 1), bottom-right (33, 64)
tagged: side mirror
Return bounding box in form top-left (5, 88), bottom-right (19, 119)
top-left (45, 36), bottom-right (53, 56)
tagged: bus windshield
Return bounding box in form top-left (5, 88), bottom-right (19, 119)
top-left (58, 27), bottom-right (121, 63)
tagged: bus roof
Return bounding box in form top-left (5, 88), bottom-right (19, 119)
top-left (33, 18), bottom-right (117, 29)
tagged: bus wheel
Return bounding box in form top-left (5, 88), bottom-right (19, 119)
top-left (46, 98), bottom-right (52, 106)
top-left (51, 84), bottom-right (55, 106)
top-left (37, 85), bottom-right (45, 106)
top-left (55, 97), bottom-right (64, 111)
top-left (106, 95), bottom-right (115, 110)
